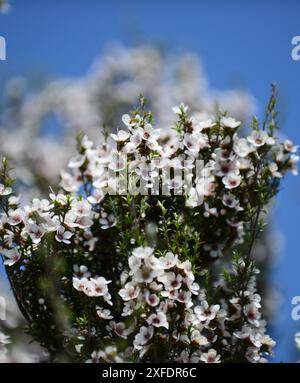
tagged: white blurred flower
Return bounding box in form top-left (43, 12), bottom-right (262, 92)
top-left (0, 184), bottom-right (12, 196)
top-left (55, 226), bottom-right (73, 244)
top-left (221, 116), bottom-right (241, 129)
top-left (147, 311), bottom-right (169, 329)
top-left (200, 349), bottom-right (221, 363)
top-left (222, 172), bottom-right (242, 189)
top-left (2, 248), bottom-right (21, 266)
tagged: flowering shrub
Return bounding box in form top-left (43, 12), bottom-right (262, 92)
top-left (0, 92), bottom-right (298, 363)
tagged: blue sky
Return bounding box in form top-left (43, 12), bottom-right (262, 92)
top-left (1, 0), bottom-right (300, 362)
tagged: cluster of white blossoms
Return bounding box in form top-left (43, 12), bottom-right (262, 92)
top-left (0, 192), bottom-right (96, 268)
top-left (0, 99), bottom-right (297, 362)
top-left (58, 102), bottom-right (298, 259)
top-left (65, 246), bottom-right (275, 363)
top-left (73, 275), bottom-right (112, 304)
top-left (0, 45), bottom-right (254, 192)
top-left (72, 247), bottom-right (275, 363)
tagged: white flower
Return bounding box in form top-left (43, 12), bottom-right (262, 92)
top-left (119, 283), bottom-right (140, 301)
top-left (183, 133), bottom-right (207, 154)
top-left (128, 255), bottom-right (142, 271)
top-left (140, 124), bottom-right (160, 142)
top-left (177, 259), bottom-right (192, 274)
top-left (260, 334), bottom-right (276, 352)
top-left (96, 307), bottom-right (113, 320)
top-left (159, 252), bottom-right (178, 269)
top-left (200, 349), bottom-right (221, 363)
top-left (145, 291), bottom-right (160, 307)
top-left (42, 215), bottom-right (59, 232)
top-left (75, 344), bottom-right (83, 353)
top-left (237, 157), bottom-right (252, 171)
top-left (108, 153), bottom-right (127, 171)
top-left (245, 347), bottom-right (261, 363)
top-left (222, 172), bottom-right (241, 189)
top-left (2, 248), bottom-right (21, 266)
top-left (178, 350), bottom-right (192, 363)
top-left (134, 326), bottom-right (154, 349)
top-left (74, 215), bottom-right (93, 229)
top-left (186, 279), bottom-right (200, 295)
top-left (234, 325), bottom-right (262, 347)
top-left (214, 147), bottom-right (235, 161)
top-left (194, 301), bottom-right (220, 322)
top-left (149, 281), bottom-right (163, 292)
top-left (73, 200), bottom-right (92, 217)
top-left (60, 170), bottom-right (81, 193)
top-left (128, 130), bottom-right (143, 147)
top-left (32, 198), bottom-right (51, 211)
top-left (0, 184), bottom-right (12, 196)
top-left (191, 330), bottom-right (209, 346)
top-left (284, 139), bottom-right (298, 153)
top-left (87, 188), bottom-right (105, 204)
top-left (186, 187), bottom-right (202, 208)
top-left (268, 163), bottom-right (282, 178)
top-left (195, 175), bottom-right (216, 199)
top-left (86, 345), bottom-right (122, 363)
top-left (247, 130), bottom-right (274, 147)
top-left (289, 154), bottom-right (299, 175)
top-left (158, 272), bottom-right (182, 291)
top-left (214, 159), bottom-right (238, 177)
top-left (68, 154), bottom-right (86, 169)
top-left (110, 130), bottom-right (130, 142)
top-left (26, 223), bottom-right (45, 244)
top-left (132, 246), bottom-right (154, 259)
top-left (81, 135), bottom-right (93, 150)
top-left (111, 321), bottom-right (134, 339)
top-left (121, 301), bottom-right (136, 317)
top-left (233, 137), bottom-right (253, 157)
top-left (176, 290), bottom-right (193, 307)
top-left (134, 265), bottom-right (157, 284)
top-left (243, 303), bottom-right (261, 326)
top-left (86, 350), bottom-right (102, 363)
top-left (147, 311), bottom-right (169, 329)
top-left (73, 277), bottom-right (89, 292)
top-left (192, 117), bottom-right (215, 132)
top-left (49, 192), bottom-right (70, 206)
top-left (8, 195), bottom-right (20, 206)
top-left (87, 277), bottom-right (111, 297)
top-left (122, 113), bottom-right (141, 128)
top-left (222, 193), bottom-right (243, 210)
top-left (172, 103), bottom-right (188, 115)
top-left (221, 116), bottom-right (240, 129)
top-left (55, 226), bottom-right (73, 244)
top-left (7, 208), bottom-right (24, 226)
